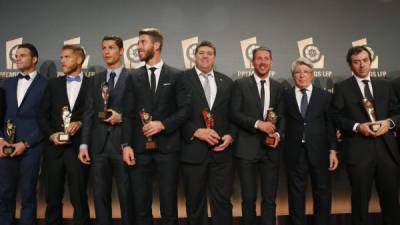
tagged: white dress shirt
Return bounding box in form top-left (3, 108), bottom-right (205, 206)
top-left (354, 75), bottom-right (374, 98)
top-left (295, 84), bottom-right (313, 112)
top-left (146, 59), bottom-right (164, 92)
top-left (17, 71), bottom-right (37, 107)
top-left (66, 73), bottom-right (84, 110)
top-left (254, 74), bottom-right (270, 119)
top-left (195, 66), bottom-right (217, 109)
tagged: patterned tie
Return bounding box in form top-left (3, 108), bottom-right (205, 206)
top-left (362, 80), bottom-right (374, 102)
top-left (260, 80), bottom-right (266, 116)
top-left (300, 89), bottom-right (308, 118)
top-left (17, 73), bottom-right (30, 80)
top-left (108, 72), bottom-right (116, 91)
top-left (200, 73), bottom-right (211, 107)
top-left (149, 67), bottom-right (157, 94)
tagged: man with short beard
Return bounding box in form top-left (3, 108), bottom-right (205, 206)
top-left (39, 45), bottom-right (90, 225)
top-left (122, 28), bottom-right (190, 225)
top-left (0, 43), bottom-right (48, 225)
top-left (230, 47), bottom-right (284, 225)
top-left (79, 36), bottom-right (132, 225)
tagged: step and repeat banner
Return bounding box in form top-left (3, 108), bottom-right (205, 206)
top-left (1, 0), bottom-right (400, 218)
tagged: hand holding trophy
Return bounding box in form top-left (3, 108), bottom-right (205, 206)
top-left (264, 108), bottom-right (278, 146)
top-left (362, 98), bottom-right (381, 132)
top-left (2, 120), bottom-right (16, 156)
top-left (202, 108), bottom-right (222, 146)
top-left (98, 82), bottom-right (112, 121)
top-left (58, 106), bottom-right (72, 143)
top-left (140, 109), bottom-right (157, 150)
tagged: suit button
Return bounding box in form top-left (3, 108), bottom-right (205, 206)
top-left (304, 123), bottom-right (307, 126)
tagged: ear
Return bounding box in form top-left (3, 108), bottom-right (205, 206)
top-left (154, 42), bottom-right (161, 52)
top-left (119, 48), bottom-right (124, 56)
top-left (77, 56), bottom-right (84, 65)
top-left (33, 56), bottom-right (38, 65)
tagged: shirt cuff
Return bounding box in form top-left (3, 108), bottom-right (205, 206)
top-left (388, 119), bottom-right (396, 129)
top-left (353, 123), bottom-right (360, 133)
top-left (79, 144), bottom-right (88, 151)
top-left (254, 120), bottom-right (261, 129)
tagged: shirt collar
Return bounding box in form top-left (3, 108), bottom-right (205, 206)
top-left (146, 59), bottom-right (164, 71)
top-left (195, 66), bottom-right (214, 78)
top-left (353, 74), bottom-right (371, 83)
top-left (107, 66), bottom-right (123, 76)
top-left (253, 74), bottom-right (269, 84)
top-left (22, 70), bottom-right (37, 80)
top-left (295, 84), bottom-right (313, 93)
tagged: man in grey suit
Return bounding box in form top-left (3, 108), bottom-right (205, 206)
top-left (78, 36), bottom-right (132, 225)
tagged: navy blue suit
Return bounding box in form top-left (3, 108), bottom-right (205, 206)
top-left (0, 74), bottom-right (47, 225)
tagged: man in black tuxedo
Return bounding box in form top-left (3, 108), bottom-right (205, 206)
top-left (284, 57), bottom-right (338, 225)
top-left (78, 36), bottom-right (132, 225)
top-left (331, 46), bottom-right (400, 225)
top-left (122, 28), bottom-right (191, 225)
top-left (39, 45), bottom-right (90, 225)
top-left (180, 41), bottom-right (234, 225)
top-left (230, 47), bottom-right (284, 225)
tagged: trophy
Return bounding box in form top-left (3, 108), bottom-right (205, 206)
top-left (362, 98), bottom-right (381, 132)
top-left (139, 109), bottom-right (157, 150)
top-left (98, 82), bottom-right (112, 120)
top-left (58, 106), bottom-right (71, 142)
top-left (202, 109), bottom-right (222, 146)
top-left (3, 120), bottom-right (16, 156)
top-left (264, 108), bottom-right (278, 146)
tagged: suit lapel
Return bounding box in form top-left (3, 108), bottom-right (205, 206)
top-left (370, 78), bottom-right (383, 119)
top-left (71, 76), bottom-right (88, 113)
top-left (10, 78), bottom-right (19, 110)
top-left (19, 75), bottom-right (40, 109)
top-left (212, 73), bottom-right (224, 110)
top-left (305, 87), bottom-right (319, 119)
top-left (248, 76), bottom-right (263, 117)
top-left (153, 65), bottom-right (169, 105)
top-left (189, 68), bottom-right (210, 110)
top-left (288, 87), bottom-right (303, 120)
top-left (60, 76), bottom-right (71, 110)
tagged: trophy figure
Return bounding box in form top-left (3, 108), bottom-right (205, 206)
top-left (362, 98), bottom-right (381, 132)
top-left (58, 106), bottom-right (72, 142)
top-left (3, 120), bottom-right (16, 156)
top-left (139, 109), bottom-right (157, 150)
top-left (98, 82), bottom-right (112, 120)
top-left (202, 109), bottom-right (222, 146)
top-left (264, 108), bottom-right (278, 146)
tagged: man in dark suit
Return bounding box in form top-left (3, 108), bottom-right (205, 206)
top-left (78, 36), bottom-right (132, 225)
top-left (39, 45), bottom-right (90, 225)
top-left (230, 47), bottom-right (284, 225)
top-left (180, 41), bottom-right (234, 225)
top-left (331, 46), bottom-right (400, 225)
top-left (0, 43), bottom-right (48, 225)
top-left (284, 57), bottom-right (338, 225)
top-left (122, 28), bottom-right (191, 225)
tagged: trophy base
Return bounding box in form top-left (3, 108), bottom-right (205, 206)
top-left (58, 133), bottom-right (70, 142)
top-left (211, 139), bottom-right (224, 148)
top-left (98, 111), bottom-right (112, 121)
top-left (264, 136), bottom-right (276, 146)
top-left (145, 141), bottom-right (157, 150)
top-left (370, 123), bottom-right (381, 132)
top-left (3, 146), bottom-right (15, 157)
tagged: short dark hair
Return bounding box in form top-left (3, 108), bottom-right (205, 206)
top-left (61, 44), bottom-right (86, 62)
top-left (252, 47), bottom-right (272, 60)
top-left (139, 28), bottom-right (163, 51)
top-left (102, 35), bottom-right (123, 49)
top-left (194, 41), bottom-right (216, 55)
top-left (18, 43), bottom-right (39, 59)
top-left (346, 46), bottom-right (372, 65)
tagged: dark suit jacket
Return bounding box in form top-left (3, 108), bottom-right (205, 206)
top-left (38, 75), bottom-right (90, 157)
top-left (180, 68), bottom-right (235, 164)
top-left (81, 68), bottom-right (130, 154)
top-left (331, 76), bottom-right (400, 165)
top-left (122, 64), bottom-right (191, 154)
top-left (284, 86), bottom-right (337, 167)
top-left (0, 74), bottom-right (48, 147)
top-left (230, 75), bottom-right (285, 161)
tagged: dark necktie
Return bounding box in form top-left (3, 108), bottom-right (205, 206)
top-left (260, 80), bottom-right (266, 116)
top-left (17, 73), bottom-right (30, 80)
top-left (362, 80), bottom-right (374, 102)
top-left (300, 89), bottom-right (308, 118)
top-left (108, 72), bottom-right (116, 91)
top-left (149, 67), bottom-right (157, 94)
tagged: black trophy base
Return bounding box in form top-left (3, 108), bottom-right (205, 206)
top-left (145, 140), bottom-right (157, 150)
top-left (370, 123), bottom-right (381, 132)
top-left (98, 111), bottom-right (112, 121)
top-left (264, 136), bottom-right (276, 146)
top-left (3, 146), bottom-right (16, 156)
top-left (58, 133), bottom-right (70, 143)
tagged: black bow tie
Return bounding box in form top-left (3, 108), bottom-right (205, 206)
top-left (17, 73), bottom-right (30, 80)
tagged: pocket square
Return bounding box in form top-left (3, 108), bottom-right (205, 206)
top-left (163, 83), bottom-right (172, 86)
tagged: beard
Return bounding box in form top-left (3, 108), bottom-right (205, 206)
top-left (139, 48), bottom-right (155, 63)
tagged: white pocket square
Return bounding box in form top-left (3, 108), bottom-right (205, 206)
top-left (163, 83), bottom-right (172, 86)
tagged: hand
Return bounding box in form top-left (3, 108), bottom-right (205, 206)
top-left (257, 121), bottom-right (276, 134)
top-left (122, 146), bottom-right (136, 166)
top-left (104, 109), bottom-right (122, 125)
top-left (329, 150), bottom-right (339, 171)
top-left (214, 135), bottom-right (233, 152)
top-left (49, 132), bottom-right (68, 145)
top-left (357, 122), bottom-right (376, 137)
top-left (336, 129), bottom-right (342, 142)
top-left (143, 121), bottom-right (165, 138)
top-left (267, 132), bottom-right (280, 148)
top-left (78, 148), bottom-right (91, 165)
top-left (0, 139), bottom-right (10, 158)
top-left (374, 119), bottom-right (391, 137)
top-left (10, 142), bottom-right (27, 157)
top-left (66, 121), bottom-right (81, 135)
top-left (194, 128), bottom-right (221, 146)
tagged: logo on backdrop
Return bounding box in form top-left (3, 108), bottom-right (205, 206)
top-left (123, 36), bottom-right (144, 69)
top-left (297, 37), bottom-right (332, 82)
top-left (64, 37), bottom-right (90, 69)
top-left (352, 38), bottom-right (385, 77)
top-left (182, 36), bottom-right (198, 69)
top-left (0, 37), bottom-right (23, 78)
top-left (237, 37), bottom-right (275, 79)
